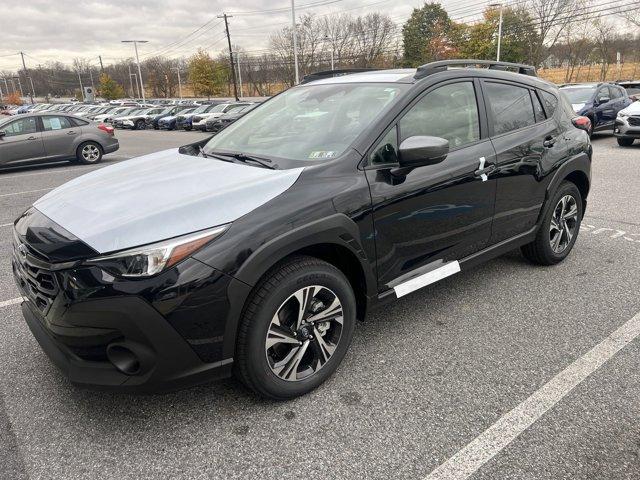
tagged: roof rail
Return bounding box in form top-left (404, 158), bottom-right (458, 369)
top-left (415, 59), bottom-right (537, 79)
top-left (300, 68), bottom-right (376, 84)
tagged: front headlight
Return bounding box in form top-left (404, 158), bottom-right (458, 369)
top-left (618, 111), bottom-right (629, 118)
top-left (85, 225), bottom-right (229, 278)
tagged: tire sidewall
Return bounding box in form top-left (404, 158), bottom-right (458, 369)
top-left (243, 265), bottom-right (356, 399)
top-left (76, 142), bottom-right (103, 164)
top-left (539, 183), bottom-right (583, 263)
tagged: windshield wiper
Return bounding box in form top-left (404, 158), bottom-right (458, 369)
top-left (206, 151), bottom-right (278, 170)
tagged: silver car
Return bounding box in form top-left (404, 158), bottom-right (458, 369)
top-left (0, 112), bottom-right (119, 167)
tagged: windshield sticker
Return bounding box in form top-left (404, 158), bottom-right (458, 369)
top-left (309, 151), bottom-right (336, 159)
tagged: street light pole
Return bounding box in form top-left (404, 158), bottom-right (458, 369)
top-left (77, 70), bottom-right (84, 101)
top-left (121, 40), bottom-right (148, 103)
top-left (235, 52), bottom-right (243, 98)
top-left (174, 68), bottom-right (183, 99)
top-left (489, 3), bottom-right (504, 62)
top-left (291, 0), bottom-right (299, 84)
top-left (324, 35), bottom-right (334, 70)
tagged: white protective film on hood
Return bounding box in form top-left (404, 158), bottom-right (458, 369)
top-left (620, 101), bottom-right (640, 116)
top-left (34, 149), bottom-right (303, 253)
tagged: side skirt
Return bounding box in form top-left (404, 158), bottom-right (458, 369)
top-left (377, 226), bottom-right (538, 303)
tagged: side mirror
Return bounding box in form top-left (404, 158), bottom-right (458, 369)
top-left (0, 130), bottom-right (5, 138)
top-left (398, 136), bottom-right (449, 168)
top-left (597, 97), bottom-right (610, 105)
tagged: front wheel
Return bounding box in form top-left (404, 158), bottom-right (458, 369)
top-left (521, 181), bottom-right (582, 265)
top-left (135, 120), bottom-right (146, 130)
top-left (235, 256), bottom-right (356, 400)
top-left (617, 137), bottom-right (634, 147)
top-left (75, 142), bottom-right (103, 165)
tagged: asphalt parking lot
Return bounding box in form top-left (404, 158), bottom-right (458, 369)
top-left (1, 130), bottom-right (639, 480)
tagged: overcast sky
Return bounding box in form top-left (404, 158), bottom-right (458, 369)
top-left (0, 0), bottom-right (426, 71)
top-left (0, 0), bottom-right (631, 71)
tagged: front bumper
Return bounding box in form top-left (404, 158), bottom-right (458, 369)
top-left (614, 117), bottom-right (640, 138)
top-left (21, 296), bottom-right (233, 391)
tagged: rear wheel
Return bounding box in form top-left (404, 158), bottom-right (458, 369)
top-left (75, 142), bottom-right (103, 165)
top-left (235, 256), bottom-right (356, 400)
top-left (135, 120), bottom-right (146, 130)
top-left (521, 181), bottom-right (582, 265)
top-left (617, 137), bottom-right (634, 147)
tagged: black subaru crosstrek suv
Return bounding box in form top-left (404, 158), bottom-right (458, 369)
top-left (12, 60), bottom-right (592, 399)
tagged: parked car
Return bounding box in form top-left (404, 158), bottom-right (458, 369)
top-left (112, 107), bottom-right (167, 130)
top-left (192, 102), bottom-right (253, 131)
top-left (614, 101), bottom-right (640, 146)
top-left (617, 81), bottom-right (640, 101)
top-left (559, 82), bottom-right (632, 135)
top-left (94, 106), bottom-right (130, 123)
top-left (205, 104), bottom-right (257, 132)
top-left (176, 104), bottom-right (217, 130)
top-left (11, 60), bottom-right (591, 399)
top-left (104, 107), bottom-right (143, 124)
top-left (158, 108), bottom-right (197, 130)
top-left (0, 112), bottom-right (118, 167)
top-left (146, 105), bottom-right (195, 129)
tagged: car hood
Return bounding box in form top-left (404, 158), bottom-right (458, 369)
top-left (620, 101), bottom-right (640, 115)
top-left (34, 148), bottom-right (304, 254)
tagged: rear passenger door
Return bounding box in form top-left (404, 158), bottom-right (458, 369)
top-left (365, 79), bottom-right (497, 290)
top-left (40, 115), bottom-right (79, 158)
top-left (482, 80), bottom-right (563, 244)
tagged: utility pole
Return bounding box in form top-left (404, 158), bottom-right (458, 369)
top-left (99, 55), bottom-right (104, 74)
top-left (218, 13), bottom-right (239, 101)
top-left (174, 67), bottom-right (183, 99)
top-left (28, 77), bottom-right (36, 101)
top-left (89, 68), bottom-right (95, 92)
top-left (20, 52), bottom-right (34, 104)
top-left (291, 0), bottom-right (299, 84)
top-left (121, 40), bottom-right (148, 103)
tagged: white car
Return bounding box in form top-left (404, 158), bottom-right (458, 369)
top-left (614, 100), bottom-right (640, 147)
top-left (191, 103), bottom-right (253, 131)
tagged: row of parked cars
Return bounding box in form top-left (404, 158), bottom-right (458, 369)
top-left (1, 99), bottom-right (260, 135)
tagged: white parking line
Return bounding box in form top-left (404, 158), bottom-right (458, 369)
top-left (0, 223), bottom-right (12, 228)
top-left (0, 157), bottom-right (130, 181)
top-left (424, 310), bottom-right (640, 480)
top-left (0, 297), bottom-right (22, 309)
top-left (0, 188), bottom-right (52, 198)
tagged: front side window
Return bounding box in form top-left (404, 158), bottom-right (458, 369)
top-left (484, 82), bottom-right (535, 135)
top-left (609, 86), bottom-right (622, 99)
top-left (42, 116), bottom-right (72, 131)
top-left (203, 83), bottom-right (407, 162)
top-left (399, 81), bottom-right (480, 149)
top-left (1, 117), bottom-right (37, 137)
top-left (596, 88), bottom-right (610, 102)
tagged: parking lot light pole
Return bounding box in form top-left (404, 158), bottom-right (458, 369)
top-left (291, 0), bottom-right (300, 84)
top-left (489, 3), bottom-right (503, 62)
top-left (174, 68), bottom-right (183, 99)
top-left (234, 52), bottom-right (243, 99)
top-left (122, 40), bottom-right (148, 104)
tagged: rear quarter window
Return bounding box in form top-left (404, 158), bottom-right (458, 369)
top-left (70, 117), bottom-right (89, 126)
top-left (540, 91), bottom-right (559, 118)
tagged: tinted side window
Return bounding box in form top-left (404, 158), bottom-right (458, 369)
top-left (1, 117), bottom-right (37, 137)
top-left (399, 81), bottom-right (479, 149)
top-left (609, 86), bottom-right (622, 99)
top-left (596, 88), bottom-right (610, 102)
top-left (42, 116), bottom-right (72, 131)
top-left (531, 91), bottom-right (546, 122)
top-left (484, 82), bottom-right (535, 135)
top-left (369, 126), bottom-right (398, 165)
top-left (540, 91), bottom-right (558, 117)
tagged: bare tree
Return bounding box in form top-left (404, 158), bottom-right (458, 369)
top-left (527, 0), bottom-right (582, 66)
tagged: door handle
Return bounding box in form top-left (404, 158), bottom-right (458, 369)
top-left (27, 136), bottom-right (37, 140)
top-left (474, 157), bottom-right (495, 181)
top-left (543, 136), bottom-right (556, 148)
top-left (66, 131), bottom-right (76, 135)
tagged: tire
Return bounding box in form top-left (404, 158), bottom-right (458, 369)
top-left (235, 255), bottom-right (356, 400)
top-left (135, 120), bottom-right (146, 130)
top-left (617, 137), bottom-right (634, 147)
top-left (75, 141), bottom-right (103, 165)
top-left (184, 126), bottom-right (192, 131)
top-left (521, 181), bottom-right (582, 265)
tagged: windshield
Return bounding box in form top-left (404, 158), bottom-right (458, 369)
top-left (191, 105), bottom-right (210, 114)
top-left (560, 86), bottom-right (596, 104)
top-left (203, 83), bottom-right (406, 161)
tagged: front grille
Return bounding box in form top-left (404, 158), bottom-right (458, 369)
top-left (628, 116), bottom-right (640, 126)
top-left (11, 240), bottom-right (59, 314)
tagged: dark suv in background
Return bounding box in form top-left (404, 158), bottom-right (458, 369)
top-left (12, 60), bottom-right (591, 400)
top-left (559, 82), bottom-right (632, 135)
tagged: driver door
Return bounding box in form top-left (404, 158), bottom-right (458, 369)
top-left (364, 79), bottom-right (497, 292)
top-left (0, 116), bottom-right (45, 165)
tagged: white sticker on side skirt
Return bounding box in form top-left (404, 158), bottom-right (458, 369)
top-left (393, 261), bottom-right (461, 298)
